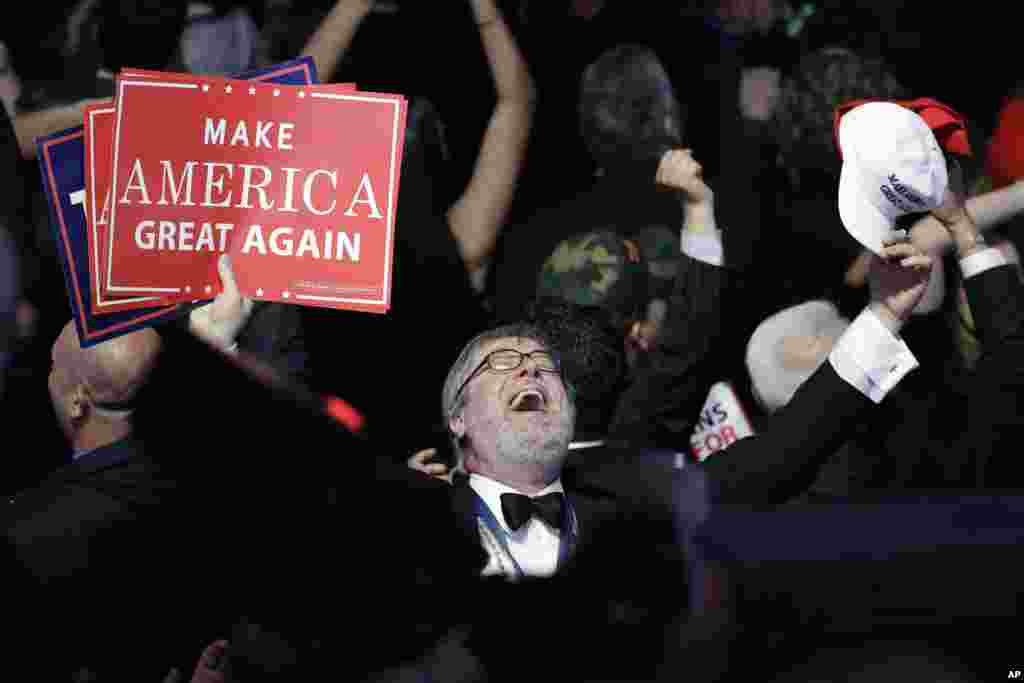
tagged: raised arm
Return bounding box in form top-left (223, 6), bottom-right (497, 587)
top-left (704, 239), bottom-right (935, 505)
top-left (608, 149), bottom-right (726, 447)
top-left (911, 179), bottom-right (1024, 255)
top-left (929, 164), bottom-right (1024, 355)
top-left (925, 169), bottom-right (1024, 486)
top-left (13, 98), bottom-right (108, 159)
top-left (446, 0), bottom-right (536, 275)
top-left (299, 0), bottom-right (375, 83)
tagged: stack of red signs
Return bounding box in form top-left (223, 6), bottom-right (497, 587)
top-left (82, 66), bottom-right (406, 314)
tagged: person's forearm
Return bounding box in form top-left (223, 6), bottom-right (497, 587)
top-left (937, 200), bottom-right (987, 261)
top-left (300, 0), bottom-right (374, 84)
top-left (967, 180), bottom-right (1024, 232)
top-left (448, 103), bottom-right (531, 272)
top-left (680, 203), bottom-right (723, 267)
top-left (14, 101), bottom-right (101, 159)
top-left (684, 203), bottom-right (718, 234)
top-left (913, 181), bottom-right (1024, 254)
top-left (471, 0), bottom-right (536, 105)
top-left (447, 0), bottom-right (535, 273)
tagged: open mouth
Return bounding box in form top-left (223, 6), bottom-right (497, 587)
top-left (509, 388), bottom-right (547, 412)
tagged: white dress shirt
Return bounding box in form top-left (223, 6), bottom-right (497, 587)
top-left (828, 246), bottom-right (1010, 403)
top-left (679, 218), bottom-right (919, 402)
top-left (469, 474), bottom-right (568, 579)
top-left (960, 246), bottom-right (1008, 279)
top-left (828, 305), bottom-right (920, 403)
top-left (680, 204), bottom-right (1013, 404)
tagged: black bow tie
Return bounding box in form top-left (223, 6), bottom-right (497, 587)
top-left (500, 492), bottom-right (565, 532)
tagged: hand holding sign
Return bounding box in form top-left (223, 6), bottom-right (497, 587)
top-left (189, 254), bottom-right (254, 353)
top-left (35, 58), bottom-right (403, 348)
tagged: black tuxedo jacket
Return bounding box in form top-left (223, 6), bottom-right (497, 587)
top-left (578, 357), bottom-right (875, 508)
top-left (942, 262), bottom-right (1024, 487)
top-left (431, 469), bottom-right (693, 683)
top-left (798, 261), bottom-right (1024, 494)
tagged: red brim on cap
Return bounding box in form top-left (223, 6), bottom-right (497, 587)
top-left (834, 97), bottom-right (972, 159)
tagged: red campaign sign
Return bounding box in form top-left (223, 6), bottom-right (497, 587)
top-left (87, 74), bottom-right (355, 312)
top-left (85, 67), bottom-right (351, 312)
top-left (104, 74), bottom-right (402, 312)
top-left (84, 100), bottom-right (169, 313)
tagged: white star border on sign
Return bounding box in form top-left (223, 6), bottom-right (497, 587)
top-left (225, 85), bottom-right (233, 94)
top-left (248, 86), bottom-right (256, 95)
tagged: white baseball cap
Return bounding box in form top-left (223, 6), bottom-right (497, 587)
top-left (837, 102), bottom-right (948, 255)
top-left (745, 300), bottom-right (850, 414)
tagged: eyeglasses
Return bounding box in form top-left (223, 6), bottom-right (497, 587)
top-left (452, 348), bottom-right (560, 405)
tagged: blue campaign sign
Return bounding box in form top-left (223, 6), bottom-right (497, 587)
top-left (236, 56), bottom-right (320, 85)
top-left (38, 126), bottom-right (187, 347)
top-left (36, 58), bottom-right (321, 347)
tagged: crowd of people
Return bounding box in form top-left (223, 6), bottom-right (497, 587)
top-left (2, 1), bottom-right (1024, 681)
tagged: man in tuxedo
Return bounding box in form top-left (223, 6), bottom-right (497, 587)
top-left (444, 210), bottom-right (934, 557)
top-left (423, 218), bottom-right (932, 680)
top-left (442, 323), bottom-right (577, 578)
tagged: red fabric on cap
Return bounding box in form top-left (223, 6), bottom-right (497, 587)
top-left (834, 97), bottom-right (972, 160)
top-left (987, 98), bottom-right (1024, 190)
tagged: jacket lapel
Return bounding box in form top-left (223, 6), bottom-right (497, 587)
top-left (451, 477), bottom-right (489, 572)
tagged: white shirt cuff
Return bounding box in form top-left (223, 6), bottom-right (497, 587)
top-left (960, 247), bottom-right (1008, 279)
top-left (828, 308), bottom-right (918, 403)
top-left (681, 228), bottom-right (724, 266)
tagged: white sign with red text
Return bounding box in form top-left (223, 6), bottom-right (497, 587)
top-left (689, 381), bottom-right (755, 462)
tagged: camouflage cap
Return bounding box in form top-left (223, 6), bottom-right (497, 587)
top-left (629, 224), bottom-right (681, 300)
top-left (536, 230), bottom-right (648, 326)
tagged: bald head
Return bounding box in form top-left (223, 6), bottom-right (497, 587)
top-left (49, 323), bottom-right (162, 447)
top-left (52, 323), bottom-right (162, 403)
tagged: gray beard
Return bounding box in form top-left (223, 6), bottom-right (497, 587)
top-left (493, 413), bottom-right (573, 473)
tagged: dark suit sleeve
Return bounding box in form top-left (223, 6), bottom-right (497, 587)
top-left (701, 361), bottom-right (873, 506)
top-left (236, 301), bottom-right (310, 385)
top-left (608, 255), bottom-right (727, 447)
top-left (952, 263), bottom-right (1024, 486)
top-left (962, 263), bottom-right (1024, 360)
